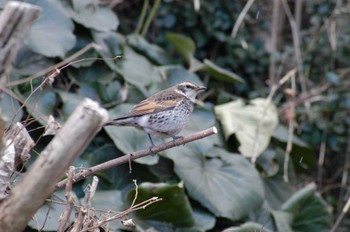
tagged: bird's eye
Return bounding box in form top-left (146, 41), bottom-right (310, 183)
top-left (186, 84), bottom-right (193, 89)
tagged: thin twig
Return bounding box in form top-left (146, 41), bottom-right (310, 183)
top-left (330, 195), bottom-right (350, 232)
top-left (134, 0), bottom-right (149, 34)
top-left (317, 131), bottom-right (328, 188)
top-left (71, 176), bottom-right (99, 232)
top-left (283, 73), bottom-right (296, 182)
top-left (82, 197), bottom-right (162, 232)
top-left (58, 166), bottom-right (76, 232)
top-left (140, 0), bottom-right (160, 37)
top-left (280, 0), bottom-right (307, 94)
top-left (54, 127), bottom-right (218, 191)
top-left (4, 43), bottom-right (97, 87)
top-left (251, 69), bottom-right (296, 164)
top-left (231, 0), bottom-right (256, 38)
top-left (130, 180), bottom-right (138, 208)
top-left (268, 0), bottom-right (281, 86)
top-left (336, 127), bottom-right (350, 217)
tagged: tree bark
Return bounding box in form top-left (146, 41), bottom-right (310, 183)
top-left (0, 1), bottom-right (41, 83)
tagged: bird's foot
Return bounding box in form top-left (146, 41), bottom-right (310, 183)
top-left (172, 135), bottom-right (184, 146)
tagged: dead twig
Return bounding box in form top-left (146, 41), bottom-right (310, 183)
top-left (58, 166), bottom-right (76, 232)
top-left (280, 0), bottom-right (307, 94)
top-left (231, 0), bottom-right (256, 38)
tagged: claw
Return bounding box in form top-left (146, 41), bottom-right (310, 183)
top-left (172, 135), bottom-right (183, 146)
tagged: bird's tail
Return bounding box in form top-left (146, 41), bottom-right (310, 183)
top-left (104, 117), bottom-right (135, 127)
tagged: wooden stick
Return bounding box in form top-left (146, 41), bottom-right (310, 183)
top-left (0, 99), bottom-right (108, 232)
top-left (0, 1), bottom-right (41, 82)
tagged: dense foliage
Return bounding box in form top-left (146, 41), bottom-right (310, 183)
top-left (2, 0), bottom-right (350, 231)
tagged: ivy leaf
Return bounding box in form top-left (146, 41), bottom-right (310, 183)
top-left (281, 183), bottom-right (332, 232)
top-left (166, 33), bottom-right (203, 71)
top-left (24, 89), bottom-right (57, 125)
top-left (215, 98), bottom-right (278, 158)
top-left (165, 144), bottom-right (264, 220)
top-left (56, 91), bottom-right (85, 121)
top-left (91, 190), bottom-right (125, 230)
top-left (60, 0), bottom-right (119, 31)
top-left (0, 93), bottom-right (23, 127)
top-left (124, 183), bottom-right (195, 229)
top-left (127, 34), bottom-right (171, 65)
top-left (202, 59), bottom-right (244, 83)
top-left (25, 0), bottom-right (76, 57)
top-left (223, 222), bottom-right (273, 232)
top-left (28, 191), bottom-right (74, 231)
top-left (117, 46), bottom-right (156, 88)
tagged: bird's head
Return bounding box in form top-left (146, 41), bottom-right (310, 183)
top-left (175, 81), bottom-right (206, 102)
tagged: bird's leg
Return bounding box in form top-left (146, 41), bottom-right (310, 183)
top-left (147, 133), bottom-right (156, 155)
top-left (170, 134), bottom-right (184, 146)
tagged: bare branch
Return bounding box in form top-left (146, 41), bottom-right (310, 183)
top-left (231, 0), bottom-right (256, 38)
top-left (0, 99), bottom-right (108, 232)
top-left (54, 126), bottom-right (218, 192)
top-left (58, 166), bottom-right (76, 232)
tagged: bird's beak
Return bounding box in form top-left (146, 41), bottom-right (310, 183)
top-left (197, 86), bottom-right (206, 92)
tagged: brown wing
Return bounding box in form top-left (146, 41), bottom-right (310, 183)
top-left (116, 88), bottom-right (183, 119)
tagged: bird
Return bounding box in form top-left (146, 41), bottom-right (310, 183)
top-left (105, 81), bottom-right (206, 148)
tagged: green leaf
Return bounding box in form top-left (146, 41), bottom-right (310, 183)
top-left (281, 183), bottom-right (332, 232)
top-left (28, 191), bottom-right (74, 231)
top-left (24, 89), bottom-right (57, 125)
top-left (176, 207), bottom-right (216, 232)
top-left (67, 63), bottom-right (115, 83)
top-left (157, 65), bottom-right (203, 87)
top-left (92, 31), bottom-right (124, 68)
top-left (0, 93), bottom-right (23, 128)
top-left (272, 125), bottom-right (316, 172)
top-left (60, 0), bottom-right (119, 31)
top-left (56, 91), bottom-right (85, 121)
top-left (127, 34), bottom-right (171, 65)
top-left (271, 210), bottom-right (294, 232)
top-left (25, 0), bottom-right (76, 57)
top-left (263, 174), bottom-right (293, 209)
top-left (166, 33), bottom-right (203, 71)
top-left (105, 104), bottom-right (159, 165)
top-left (165, 144), bottom-right (264, 220)
top-left (12, 48), bottom-right (54, 78)
top-left (117, 46), bottom-right (157, 88)
top-left (223, 222), bottom-right (273, 232)
top-left (166, 33), bottom-right (196, 62)
top-left (215, 98), bottom-right (278, 158)
top-left (125, 183), bottom-right (194, 228)
top-left (201, 59), bottom-right (244, 83)
top-left (82, 143), bottom-right (132, 189)
top-left (92, 190), bottom-right (125, 230)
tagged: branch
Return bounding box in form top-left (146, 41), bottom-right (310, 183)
top-left (0, 99), bottom-right (108, 232)
top-left (58, 166), bottom-right (76, 232)
top-left (54, 126), bottom-right (218, 192)
top-left (280, 0), bottom-right (307, 93)
top-left (0, 1), bottom-right (41, 82)
top-left (231, 0), bottom-right (256, 38)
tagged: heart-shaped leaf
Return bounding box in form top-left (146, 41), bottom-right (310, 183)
top-left (281, 183), bottom-right (332, 232)
top-left (25, 0), bottom-right (76, 57)
top-left (124, 182), bottom-right (195, 229)
top-left (215, 98), bottom-right (278, 158)
top-left (165, 144), bottom-right (264, 220)
top-left (202, 59), bottom-right (244, 83)
top-left (127, 34), bottom-right (171, 65)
